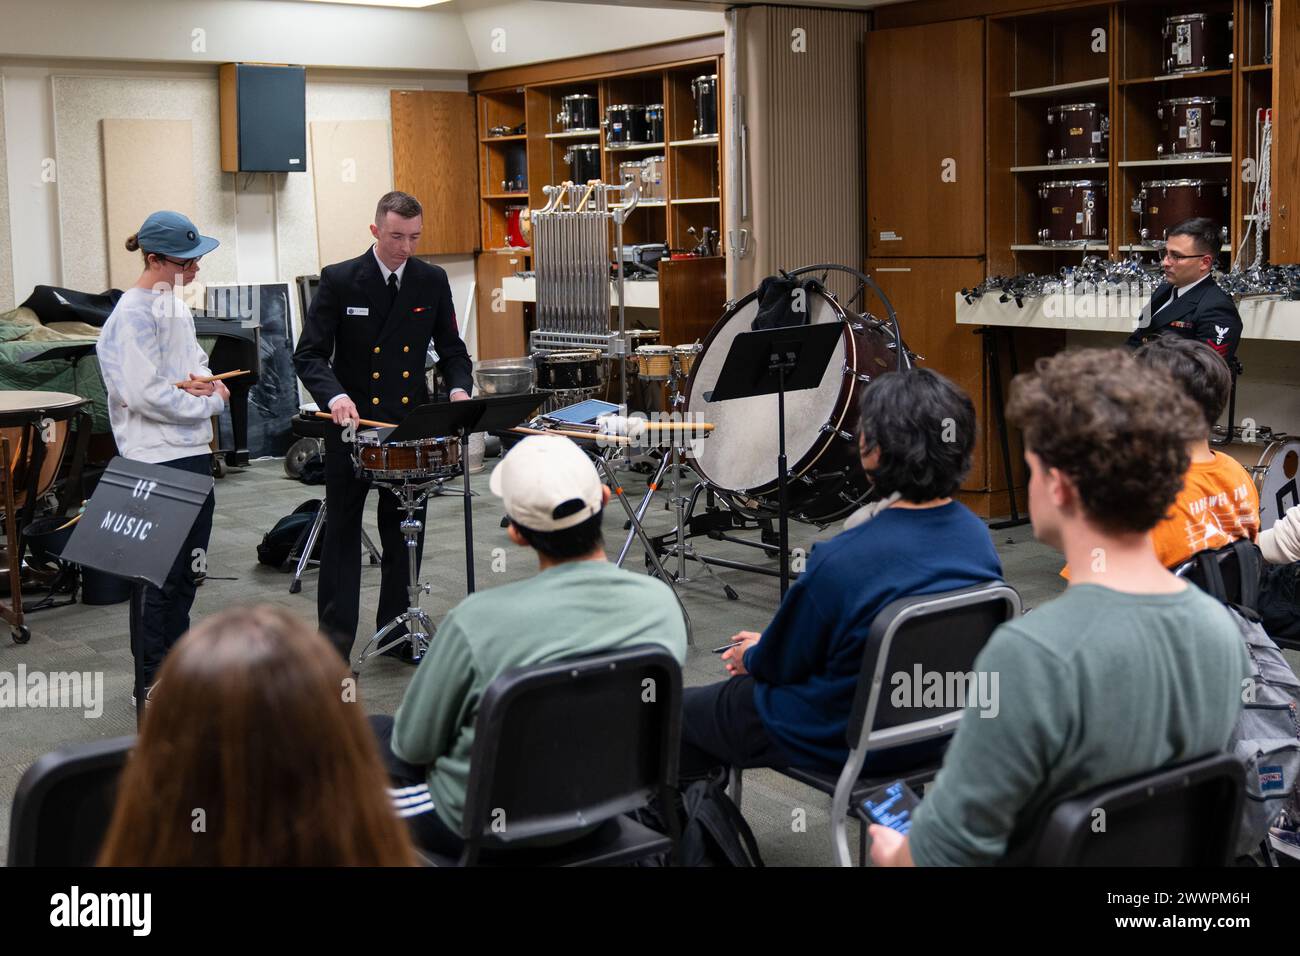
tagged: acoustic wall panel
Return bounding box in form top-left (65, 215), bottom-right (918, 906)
top-left (309, 119), bottom-right (392, 268)
top-left (52, 75), bottom-right (236, 293)
top-left (102, 119), bottom-right (195, 290)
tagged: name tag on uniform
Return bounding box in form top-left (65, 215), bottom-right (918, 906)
top-left (346, 307), bottom-right (370, 317)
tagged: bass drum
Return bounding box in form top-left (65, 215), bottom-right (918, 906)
top-left (685, 287), bottom-right (897, 525)
top-left (1223, 438), bottom-right (1300, 531)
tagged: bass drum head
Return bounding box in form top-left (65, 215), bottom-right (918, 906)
top-left (1256, 439), bottom-right (1300, 531)
top-left (685, 289), bottom-right (850, 497)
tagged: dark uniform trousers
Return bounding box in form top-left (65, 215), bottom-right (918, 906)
top-left (293, 248), bottom-right (473, 660)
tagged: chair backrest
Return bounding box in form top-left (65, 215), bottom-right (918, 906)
top-left (460, 645), bottom-right (681, 859)
top-left (1173, 538), bottom-right (1262, 611)
top-left (7, 736), bottom-right (134, 867)
top-left (848, 582), bottom-right (1021, 753)
top-left (1006, 752), bottom-right (1244, 866)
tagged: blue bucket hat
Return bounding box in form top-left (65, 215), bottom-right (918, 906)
top-left (136, 210), bottom-right (220, 259)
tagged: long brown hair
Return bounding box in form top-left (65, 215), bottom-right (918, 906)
top-left (99, 605), bottom-right (416, 866)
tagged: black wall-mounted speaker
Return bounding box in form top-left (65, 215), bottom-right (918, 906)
top-left (219, 63), bottom-right (306, 173)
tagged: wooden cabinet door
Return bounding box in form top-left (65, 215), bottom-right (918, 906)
top-left (866, 19), bottom-right (985, 258)
top-left (1272, 0), bottom-right (1300, 260)
top-left (391, 91), bottom-right (478, 256)
top-left (474, 250), bottom-right (527, 360)
top-left (866, 257), bottom-right (988, 488)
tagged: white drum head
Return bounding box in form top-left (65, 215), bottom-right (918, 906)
top-left (1257, 439), bottom-right (1300, 531)
top-left (687, 293), bottom-right (848, 494)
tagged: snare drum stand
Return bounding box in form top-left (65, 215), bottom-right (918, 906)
top-left (351, 475), bottom-right (442, 676)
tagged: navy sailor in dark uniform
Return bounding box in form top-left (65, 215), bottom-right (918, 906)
top-left (293, 191), bottom-right (473, 661)
top-left (1126, 217), bottom-right (1243, 365)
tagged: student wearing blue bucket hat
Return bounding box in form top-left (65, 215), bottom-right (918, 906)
top-left (96, 210), bottom-right (227, 709)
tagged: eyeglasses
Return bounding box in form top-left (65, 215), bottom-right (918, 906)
top-left (1161, 250), bottom-right (1210, 262)
top-left (157, 255), bottom-right (199, 269)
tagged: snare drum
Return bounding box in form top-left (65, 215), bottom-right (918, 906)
top-left (536, 350), bottom-right (603, 390)
top-left (355, 431), bottom-right (461, 482)
top-left (673, 343), bottom-right (702, 378)
top-left (634, 345), bottom-right (675, 381)
top-left (557, 93), bottom-right (599, 132)
top-left (605, 104), bottom-right (647, 148)
top-left (1223, 438), bottom-right (1300, 531)
top-left (1164, 12), bottom-right (1233, 74)
top-left (1133, 179), bottom-right (1228, 244)
top-left (1157, 97), bottom-right (1229, 158)
top-left (1046, 103), bottom-right (1108, 165)
top-left (1037, 180), bottom-right (1107, 245)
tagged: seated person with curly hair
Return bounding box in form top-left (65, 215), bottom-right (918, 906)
top-left (870, 349), bottom-right (1249, 867)
top-left (679, 368), bottom-right (1003, 779)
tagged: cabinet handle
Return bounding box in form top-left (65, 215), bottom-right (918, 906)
top-left (874, 268), bottom-right (912, 273)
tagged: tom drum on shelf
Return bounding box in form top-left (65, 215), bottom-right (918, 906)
top-left (1046, 103), bottom-right (1108, 165)
top-left (1157, 97), bottom-right (1230, 158)
top-left (564, 143), bottom-right (601, 184)
top-left (556, 93), bottom-right (599, 132)
top-left (1133, 180), bottom-right (1228, 245)
top-left (605, 104), bottom-right (648, 148)
top-left (691, 74), bottom-right (718, 139)
top-left (1163, 12), bottom-right (1234, 74)
top-left (1037, 180), bottom-right (1107, 245)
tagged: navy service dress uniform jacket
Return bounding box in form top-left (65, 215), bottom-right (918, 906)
top-left (293, 248), bottom-right (473, 659)
top-left (1125, 275), bottom-right (1243, 365)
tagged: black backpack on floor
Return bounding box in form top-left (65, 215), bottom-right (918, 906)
top-left (634, 768), bottom-right (764, 867)
top-left (256, 500), bottom-right (323, 568)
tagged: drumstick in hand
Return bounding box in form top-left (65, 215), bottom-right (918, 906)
top-left (173, 369), bottom-right (251, 387)
top-left (312, 410), bottom-right (398, 429)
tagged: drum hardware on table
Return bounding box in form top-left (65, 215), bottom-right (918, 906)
top-left (617, 242), bottom-right (667, 277)
top-left (1163, 12), bottom-right (1233, 75)
top-left (1156, 97), bottom-right (1229, 158)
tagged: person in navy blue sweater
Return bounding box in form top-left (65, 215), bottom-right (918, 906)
top-left (679, 367), bottom-right (1005, 777)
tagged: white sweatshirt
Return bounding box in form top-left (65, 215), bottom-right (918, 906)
top-left (1260, 505), bottom-right (1300, 565)
top-left (96, 287), bottom-right (226, 463)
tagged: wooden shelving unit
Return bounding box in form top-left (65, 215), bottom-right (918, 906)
top-left (468, 37), bottom-right (725, 359)
top-left (988, 0), bottom-right (1282, 276)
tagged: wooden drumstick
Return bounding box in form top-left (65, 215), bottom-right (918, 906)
top-left (312, 410), bottom-right (398, 429)
top-left (510, 426), bottom-right (633, 445)
top-left (173, 369), bottom-right (250, 387)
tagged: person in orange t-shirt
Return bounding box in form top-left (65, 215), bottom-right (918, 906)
top-left (1062, 336), bottom-right (1257, 579)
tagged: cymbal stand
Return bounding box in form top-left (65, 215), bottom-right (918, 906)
top-left (351, 475), bottom-right (443, 676)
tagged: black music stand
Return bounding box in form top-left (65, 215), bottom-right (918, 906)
top-left (390, 393), bottom-right (545, 593)
top-left (708, 323), bottom-right (842, 597)
top-left (60, 457), bottom-right (213, 729)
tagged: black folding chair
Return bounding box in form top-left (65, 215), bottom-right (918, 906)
top-left (730, 581), bottom-right (1021, 866)
top-left (7, 736), bottom-right (134, 867)
top-left (422, 645), bottom-right (682, 867)
top-left (1003, 752), bottom-right (1244, 866)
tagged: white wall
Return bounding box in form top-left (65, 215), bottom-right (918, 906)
top-left (457, 0), bottom-right (724, 68)
top-left (0, 0), bottom-right (477, 72)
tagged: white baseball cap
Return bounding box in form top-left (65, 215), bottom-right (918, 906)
top-left (489, 435), bottom-right (604, 532)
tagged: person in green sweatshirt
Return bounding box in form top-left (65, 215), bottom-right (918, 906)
top-left (369, 435), bottom-right (688, 854)
top-left (870, 347), bottom-right (1250, 867)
